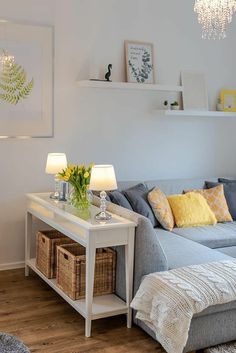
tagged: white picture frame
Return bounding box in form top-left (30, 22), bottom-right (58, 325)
top-left (0, 20), bottom-right (53, 138)
top-left (125, 41), bottom-right (155, 84)
top-left (181, 71), bottom-right (208, 111)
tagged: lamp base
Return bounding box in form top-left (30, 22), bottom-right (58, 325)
top-left (50, 177), bottom-right (60, 200)
top-left (95, 191), bottom-right (112, 221)
top-left (95, 211), bottom-right (112, 221)
top-left (50, 191), bottom-right (59, 200)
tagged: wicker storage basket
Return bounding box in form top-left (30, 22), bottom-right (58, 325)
top-left (57, 243), bottom-right (116, 300)
top-left (36, 230), bottom-right (75, 279)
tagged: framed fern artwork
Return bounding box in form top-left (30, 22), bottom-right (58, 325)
top-left (0, 21), bottom-right (53, 137)
top-left (125, 41), bottom-right (155, 84)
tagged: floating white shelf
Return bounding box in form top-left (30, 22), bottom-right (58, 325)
top-left (77, 80), bottom-right (183, 92)
top-left (77, 80), bottom-right (236, 118)
top-left (27, 258), bottom-right (127, 320)
top-left (153, 110), bottom-right (236, 118)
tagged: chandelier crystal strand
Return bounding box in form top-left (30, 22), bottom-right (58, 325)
top-left (0, 49), bottom-right (14, 72)
top-left (0, 22), bottom-right (15, 72)
top-left (194, 0), bottom-right (236, 39)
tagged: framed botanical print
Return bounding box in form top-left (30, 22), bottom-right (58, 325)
top-left (0, 20), bottom-right (53, 138)
top-left (125, 41), bottom-right (155, 84)
top-left (221, 90), bottom-right (236, 112)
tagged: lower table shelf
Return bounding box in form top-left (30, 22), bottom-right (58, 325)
top-left (27, 258), bottom-right (128, 320)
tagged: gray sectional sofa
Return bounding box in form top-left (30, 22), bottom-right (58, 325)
top-left (94, 177), bottom-right (236, 353)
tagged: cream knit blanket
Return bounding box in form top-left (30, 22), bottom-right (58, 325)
top-left (131, 260), bottom-right (236, 353)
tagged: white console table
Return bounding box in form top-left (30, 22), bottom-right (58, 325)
top-left (25, 193), bottom-right (136, 337)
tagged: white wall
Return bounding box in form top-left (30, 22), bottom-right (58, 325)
top-left (0, 0), bottom-right (236, 268)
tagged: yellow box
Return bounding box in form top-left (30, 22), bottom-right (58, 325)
top-left (221, 90), bottom-right (236, 112)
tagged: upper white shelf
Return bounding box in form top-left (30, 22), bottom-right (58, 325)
top-left (153, 109), bottom-right (236, 118)
top-left (77, 80), bottom-right (183, 92)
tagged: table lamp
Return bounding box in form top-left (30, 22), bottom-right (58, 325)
top-left (45, 153), bottom-right (67, 199)
top-left (89, 165), bottom-right (117, 220)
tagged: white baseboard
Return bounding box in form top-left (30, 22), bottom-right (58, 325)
top-left (0, 261), bottom-right (25, 271)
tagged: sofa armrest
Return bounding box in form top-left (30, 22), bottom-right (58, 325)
top-left (92, 195), bottom-right (168, 299)
top-left (133, 216), bottom-right (168, 293)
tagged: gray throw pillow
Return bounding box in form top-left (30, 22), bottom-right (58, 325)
top-left (108, 190), bottom-right (133, 210)
top-left (123, 183), bottom-right (159, 227)
top-left (206, 181), bottom-right (236, 220)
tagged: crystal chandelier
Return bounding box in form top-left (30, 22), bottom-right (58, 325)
top-left (0, 21), bottom-right (15, 72)
top-left (0, 49), bottom-right (14, 72)
top-left (194, 0), bottom-right (236, 39)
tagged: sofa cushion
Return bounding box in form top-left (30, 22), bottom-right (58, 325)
top-left (172, 222), bottom-right (236, 249)
top-left (155, 228), bottom-right (232, 269)
top-left (108, 190), bottom-right (133, 210)
top-left (144, 178), bottom-right (218, 196)
top-left (148, 188), bottom-right (174, 231)
top-left (184, 185), bottom-right (232, 223)
top-left (218, 178), bottom-right (236, 183)
top-left (206, 181), bottom-right (236, 221)
top-left (123, 183), bottom-right (159, 227)
top-left (154, 229), bottom-right (236, 319)
top-left (216, 246), bottom-right (236, 258)
top-left (167, 193), bottom-right (217, 228)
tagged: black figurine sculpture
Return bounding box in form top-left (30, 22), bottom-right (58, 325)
top-left (105, 64), bottom-right (112, 82)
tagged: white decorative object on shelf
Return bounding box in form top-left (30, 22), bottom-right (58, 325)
top-left (194, 0), bottom-right (236, 39)
top-left (77, 80), bottom-right (183, 92)
top-left (153, 110), bottom-right (236, 118)
top-left (181, 71), bottom-right (208, 111)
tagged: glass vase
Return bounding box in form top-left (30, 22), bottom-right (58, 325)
top-left (69, 186), bottom-right (91, 211)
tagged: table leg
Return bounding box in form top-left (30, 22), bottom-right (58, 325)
top-left (25, 211), bottom-right (32, 277)
top-left (85, 235), bottom-right (96, 337)
top-left (125, 228), bottom-right (135, 328)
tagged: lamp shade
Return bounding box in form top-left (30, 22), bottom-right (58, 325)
top-left (89, 165), bottom-right (117, 191)
top-left (45, 153), bottom-right (67, 174)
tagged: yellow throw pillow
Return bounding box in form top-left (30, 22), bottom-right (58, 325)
top-left (184, 185), bottom-right (232, 223)
top-left (167, 192), bottom-right (217, 228)
top-left (148, 188), bottom-right (175, 231)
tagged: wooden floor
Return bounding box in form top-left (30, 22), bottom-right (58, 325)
top-left (0, 269), bottom-right (166, 353)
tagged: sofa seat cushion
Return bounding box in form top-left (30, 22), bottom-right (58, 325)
top-left (216, 246), bottom-right (236, 258)
top-left (154, 229), bottom-right (236, 318)
top-left (195, 299), bottom-right (236, 318)
top-left (155, 229), bottom-right (232, 269)
top-left (172, 222), bottom-right (236, 249)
